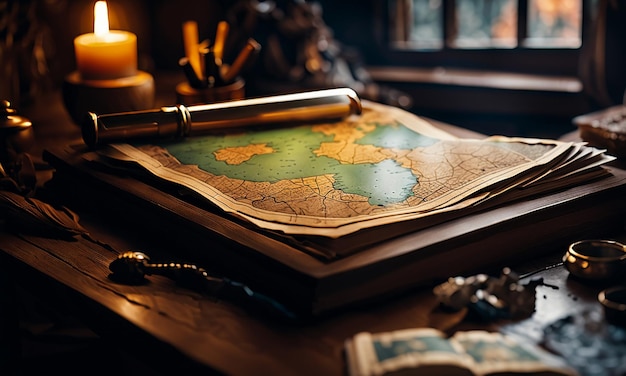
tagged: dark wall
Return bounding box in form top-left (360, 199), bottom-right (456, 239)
top-left (4, 0), bottom-right (624, 139)
top-left (314, 0), bottom-right (384, 63)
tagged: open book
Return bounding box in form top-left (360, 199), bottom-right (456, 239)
top-left (344, 328), bottom-right (577, 376)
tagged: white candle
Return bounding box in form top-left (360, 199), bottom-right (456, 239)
top-left (74, 1), bottom-right (137, 80)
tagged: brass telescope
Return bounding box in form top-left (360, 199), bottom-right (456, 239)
top-left (82, 87), bottom-right (362, 148)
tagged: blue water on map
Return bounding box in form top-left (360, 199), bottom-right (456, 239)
top-left (357, 122), bottom-right (439, 149)
top-left (156, 124), bottom-right (439, 206)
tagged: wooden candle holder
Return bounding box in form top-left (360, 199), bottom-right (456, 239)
top-left (62, 70), bottom-right (155, 125)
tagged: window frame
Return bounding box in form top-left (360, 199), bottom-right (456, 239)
top-left (378, 0), bottom-right (594, 77)
top-left (316, 0), bottom-right (600, 138)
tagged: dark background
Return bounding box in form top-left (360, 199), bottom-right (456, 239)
top-left (2, 0), bottom-right (625, 138)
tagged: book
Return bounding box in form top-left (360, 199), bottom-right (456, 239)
top-left (344, 328), bottom-right (577, 376)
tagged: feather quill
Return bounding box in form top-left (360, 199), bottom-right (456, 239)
top-left (0, 190), bottom-right (88, 238)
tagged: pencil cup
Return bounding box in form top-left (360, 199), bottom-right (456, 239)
top-left (175, 78), bottom-right (245, 106)
top-left (62, 70), bottom-right (155, 125)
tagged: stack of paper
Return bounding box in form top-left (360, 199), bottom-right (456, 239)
top-left (97, 101), bottom-right (614, 254)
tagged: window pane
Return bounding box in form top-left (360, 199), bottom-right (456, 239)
top-left (389, 0), bottom-right (585, 52)
top-left (525, 0), bottom-right (581, 48)
top-left (390, 0), bottom-right (443, 50)
top-left (454, 0), bottom-right (517, 48)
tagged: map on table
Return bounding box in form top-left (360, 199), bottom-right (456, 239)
top-left (100, 101), bottom-right (614, 238)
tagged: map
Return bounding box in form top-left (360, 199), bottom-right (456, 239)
top-left (103, 101), bottom-right (612, 238)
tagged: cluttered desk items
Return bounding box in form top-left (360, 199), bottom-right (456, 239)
top-left (42, 95), bottom-right (626, 318)
top-left (344, 258), bottom-right (626, 376)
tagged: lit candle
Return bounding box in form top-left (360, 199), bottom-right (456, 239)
top-left (74, 1), bottom-right (137, 80)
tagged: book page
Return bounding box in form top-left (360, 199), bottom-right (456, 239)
top-left (344, 328), bottom-right (474, 376)
top-left (450, 331), bottom-right (577, 376)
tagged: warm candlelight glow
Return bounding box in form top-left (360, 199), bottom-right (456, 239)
top-left (74, 1), bottom-right (137, 80)
top-left (64, 1), bottom-right (155, 125)
top-left (94, 1), bottom-right (109, 38)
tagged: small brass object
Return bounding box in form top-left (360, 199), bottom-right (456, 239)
top-left (599, 286), bottom-right (626, 327)
top-left (0, 100), bottom-right (35, 165)
top-left (563, 239), bottom-right (626, 281)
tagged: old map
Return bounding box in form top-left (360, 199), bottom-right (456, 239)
top-left (102, 101), bottom-right (613, 238)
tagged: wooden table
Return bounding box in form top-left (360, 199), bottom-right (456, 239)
top-left (2, 216), bottom-right (622, 375)
top-left (2, 82), bottom-right (625, 375)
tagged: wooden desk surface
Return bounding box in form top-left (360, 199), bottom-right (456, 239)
top-left (2, 79), bottom-right (625, 375)
top-left (2, 226), bottom-right (620, 375)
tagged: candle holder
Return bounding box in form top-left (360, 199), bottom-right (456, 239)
top-left (175, 77), bottom-right (245, 106)
top-left (62, 70), bottom-right (155, 125)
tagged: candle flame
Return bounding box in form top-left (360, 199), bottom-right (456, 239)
top-left (94, 1), bottom-right (109, 37)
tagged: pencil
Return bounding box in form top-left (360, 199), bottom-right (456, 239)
top-left (197, 39), bottom-right (210, 80)
top-left (201, 48), bottom-right (221, 86)
top-left (182, 20), bottom-right (203, 80)
top-left (222, 38), bottom-right (261, 83)
top-left (213, 20), bottom-right (229, 62)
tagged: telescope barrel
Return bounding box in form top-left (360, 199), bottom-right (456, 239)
top-left (82, 88), bottom-right (362, 148)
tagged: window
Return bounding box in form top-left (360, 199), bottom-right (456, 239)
top-left (384, 0), bottom-right (595, 76)
top-left (392, 0), bottom-right (585, 50)
top-left (316, 0), bottom-right (603, 138)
